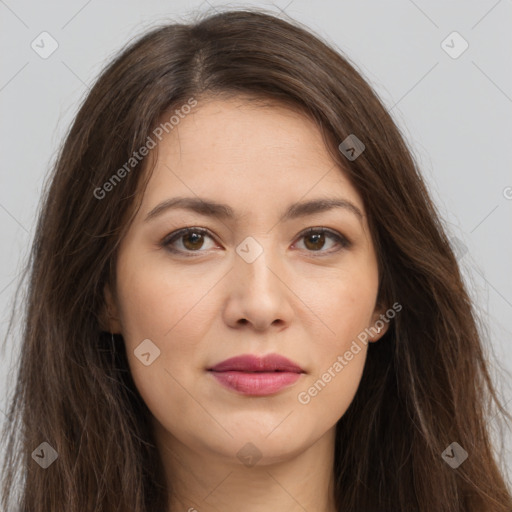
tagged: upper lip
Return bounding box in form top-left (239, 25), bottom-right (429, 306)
top-left (208, 354), bottom-right (304, 373)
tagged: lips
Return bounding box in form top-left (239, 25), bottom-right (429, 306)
top-left (207, 354), bottom-right (305, 396)
top-left (208, 354), bottom-right (304, 373)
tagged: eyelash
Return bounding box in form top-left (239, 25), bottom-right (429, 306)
top-left (161, 226), bottom-right (351, 257)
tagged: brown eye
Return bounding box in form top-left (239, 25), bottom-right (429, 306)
top-left (182, 231), bottom-right (206, 250)
top-left (303, 231), bottom-right (326, 251)
top-left (162, 227), bottom-right (217, 255)
top-left (295, 228), bottom-right (350, 254)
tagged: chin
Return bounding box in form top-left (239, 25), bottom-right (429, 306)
top-left (195, 421), bottom-right (315, 466)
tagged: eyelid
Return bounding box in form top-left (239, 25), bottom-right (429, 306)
top-left (296, 227), bottom-right (351, 251)
top-left (161, 226), bottom-right (351, 256)
top-left (161, 227), bottom-right (217, 255)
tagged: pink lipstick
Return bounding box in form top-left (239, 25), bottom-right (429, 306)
top-left (207, 354), bottom-right (304, 396)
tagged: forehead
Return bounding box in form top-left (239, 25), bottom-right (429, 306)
top-left (161, 96), bottom-right (332, 167)
top-left (137, 96), bottom-right (365, 219)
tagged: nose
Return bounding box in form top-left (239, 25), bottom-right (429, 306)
top-left (222, 242), bottom-right (294, 332)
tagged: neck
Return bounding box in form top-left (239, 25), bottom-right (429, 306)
top-left (152, 421), bottom-right (338, 512)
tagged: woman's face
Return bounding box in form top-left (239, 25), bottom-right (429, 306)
top-left (105, 96), bottom-right (388, 465)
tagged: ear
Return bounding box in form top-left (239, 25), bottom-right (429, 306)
top-left (98, 283), bottom-right (122, 334)
top-left (367, 302), bottom-right (390, 343)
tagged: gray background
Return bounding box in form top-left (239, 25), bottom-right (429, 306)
top-left (1, 0), bottom-right (511, 477)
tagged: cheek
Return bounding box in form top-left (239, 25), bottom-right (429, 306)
top-left (294, 283), bottom-right (371, 426)
top-left (115, 250), bottom-right (219, 346)
top-left (114, 256), bottom-right (220, 414)
top-left (293, 267), bottom-right (377, 421)
top-left (305, 266), bottom-right (379, 348)
top-left (296, 346), bottom-right (367, 427)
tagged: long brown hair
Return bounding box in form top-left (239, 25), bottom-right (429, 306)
top-left (2, 7), bottom-right (511, 511)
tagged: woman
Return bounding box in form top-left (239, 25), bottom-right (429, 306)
top-left (1, 8), bottom-right (511, 512)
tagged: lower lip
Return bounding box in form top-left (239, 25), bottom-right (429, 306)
top-left (209, 371), bottom-right (302, 395)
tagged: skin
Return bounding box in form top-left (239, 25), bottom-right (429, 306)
top-left (103, 96), bottom-right (389, 512)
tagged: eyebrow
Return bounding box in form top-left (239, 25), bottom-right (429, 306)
top-left (144, 196), bottom-right (363, 223)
